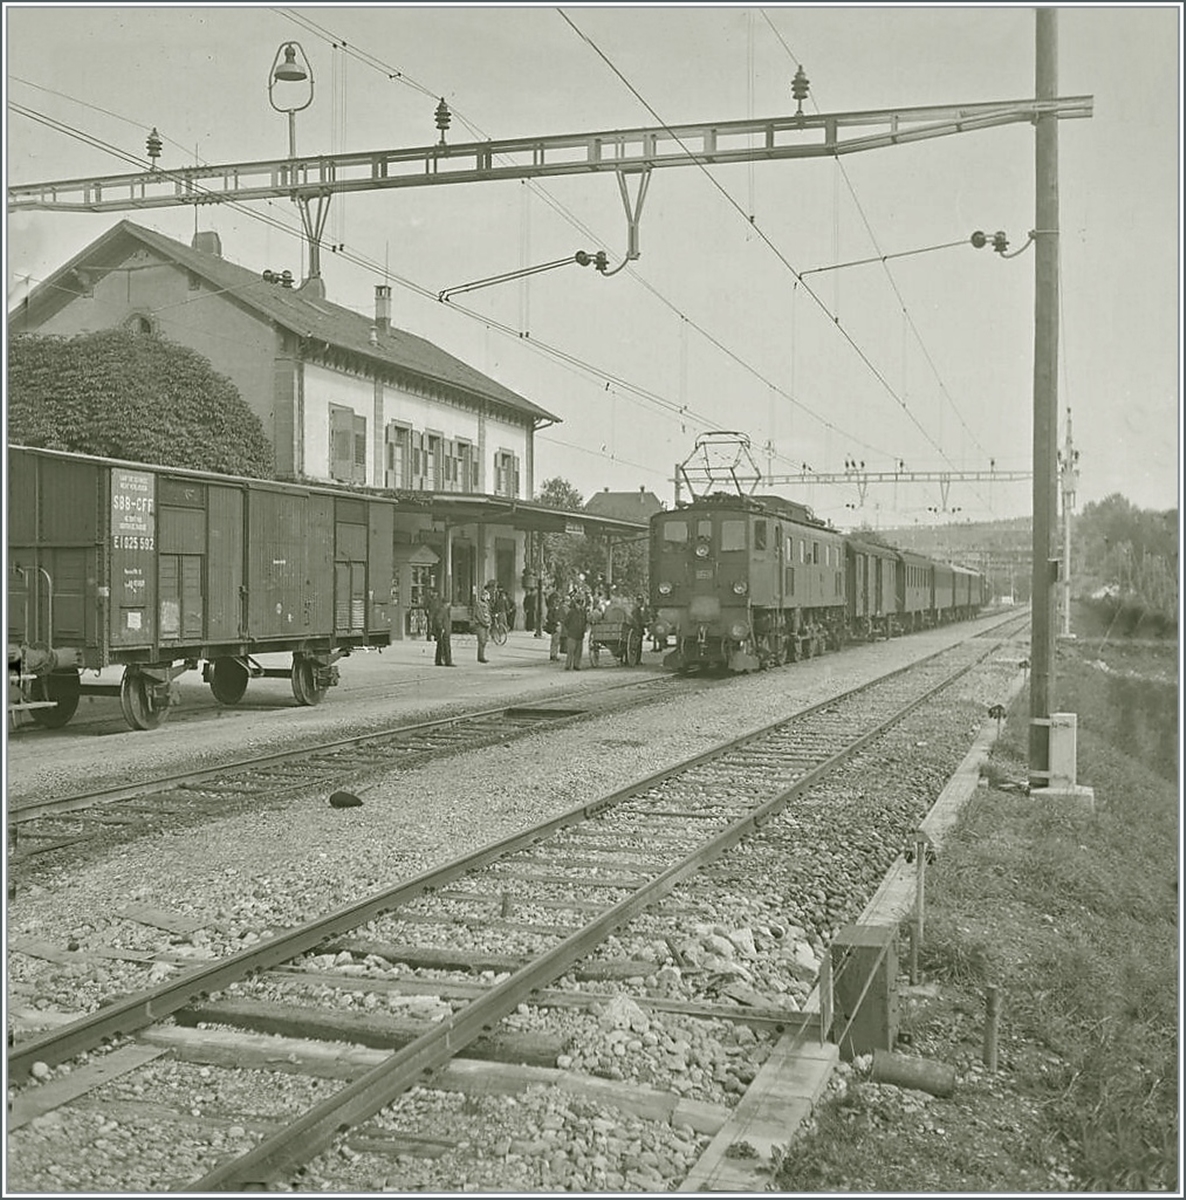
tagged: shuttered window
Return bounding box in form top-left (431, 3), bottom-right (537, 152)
top-left (494, 450), bottom-right (520, 498)
top-left (330, 404), bottom-right (366, 484)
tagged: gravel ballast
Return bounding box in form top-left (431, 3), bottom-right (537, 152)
top-left (7, 621), bottom-right (1025, 1190)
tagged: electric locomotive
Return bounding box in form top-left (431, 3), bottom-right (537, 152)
top-left (650, 492), bottom-right (847, 672)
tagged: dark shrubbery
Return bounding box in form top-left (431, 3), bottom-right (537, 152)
top-left (8, 329), bottom-right (273, 478)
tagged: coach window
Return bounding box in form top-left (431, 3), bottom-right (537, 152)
top-left (663, 520), bottom-right (689, 549)
top-left (720, 519), bottom-right (747, 552)
top-left (753, 520), bottom-right (767, 551)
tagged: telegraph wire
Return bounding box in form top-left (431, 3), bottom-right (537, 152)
top-left (269, 7), bottom-right (890, 461)
top-left (8, 94), bottom-right (903, 487)
top-left (559, 9), bottom-right (976, 480)
top-left (759, 10), bottom-right (995, 470)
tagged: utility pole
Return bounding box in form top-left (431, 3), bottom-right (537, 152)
top-left (1029, 7), bottom-right (1061, 789)
top-left (1058, 407), bottom-right (1080, 636)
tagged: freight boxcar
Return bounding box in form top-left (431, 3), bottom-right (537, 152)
top-left (8, 446), bottom-right (393, 730)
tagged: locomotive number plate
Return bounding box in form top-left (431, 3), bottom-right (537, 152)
top-left (695, 569), bottom-right (712, 579)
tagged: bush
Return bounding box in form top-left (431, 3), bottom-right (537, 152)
top-left (8, 330), bottom-right (273, 477)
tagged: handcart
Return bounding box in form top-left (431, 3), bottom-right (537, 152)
top-left (587, 602), bottom-right (645, 666)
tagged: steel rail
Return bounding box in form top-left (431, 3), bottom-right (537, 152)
top-left (8, 672), bottom-right (680, 823)
top-left (189, 639), bottom-right (1001, 1189)
top-left (7, 634), bottom-right (985, 1084)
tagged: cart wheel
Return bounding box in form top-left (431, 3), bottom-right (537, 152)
top-left (209, 657), bottom-right (249, 705)
top-left (29, 668), bottom-right (81, 729)
top-left (291, 657), bottom-right (327, 706)
top-left (626, 630), bottom-right (643, 667)
top-left (119, 669), bottom-right (169, 731)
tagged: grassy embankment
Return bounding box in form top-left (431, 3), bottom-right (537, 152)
top-left (777, 627), bottom-right (1178, 1192)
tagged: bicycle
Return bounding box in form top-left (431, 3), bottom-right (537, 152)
top-left (490, 611), bottom-right (508, 646)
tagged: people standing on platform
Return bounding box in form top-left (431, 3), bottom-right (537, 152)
top-left (428, 591), bottom-right (454, 666)
top-left (563, 596), bottom-right (588, 671)
top-left (473, 582), bottom-right (492, 663)
top-left (545, 589), bottom-right (562, 661)
top-left (524, 587), bottom-right (537, 634)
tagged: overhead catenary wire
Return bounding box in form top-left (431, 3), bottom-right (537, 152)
top-left (557, 9), bottom-right (966, 481)
top-left (758, 9), bottom-right (998, 487)
top-left (9, 75), bottom-right (967, 498)
top-left (269, 6), bottom-right (900, 466)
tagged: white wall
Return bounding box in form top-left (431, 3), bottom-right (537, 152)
top-left (301, 360), bottom-right (532, 494)
top-left (302, 363), bottom-right (372, 483)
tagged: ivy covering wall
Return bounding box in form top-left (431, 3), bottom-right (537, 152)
top-left (8, 329), bottom-right (274, 478)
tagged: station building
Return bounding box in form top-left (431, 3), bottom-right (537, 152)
top-left (10, 220), bottom-right (647, 636)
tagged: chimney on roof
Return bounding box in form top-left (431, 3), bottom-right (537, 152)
top-left (639, 486), bottom-right (645, 498)
top-left (191, 230), bottom-right (222, 258)
top-left (375, 284), bottom-right (391, 333)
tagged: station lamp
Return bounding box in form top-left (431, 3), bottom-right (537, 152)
top-left (268, 42), bottom-right (314, 159)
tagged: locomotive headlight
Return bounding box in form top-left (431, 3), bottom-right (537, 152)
top-left (694, 542), bottom-right (710, 558)
top-left (657, 581), bottom-right (672, 596)
top-left (732, 579), bottom-right (748, 595)
top-left (730, 621), bottom-right (750, 640)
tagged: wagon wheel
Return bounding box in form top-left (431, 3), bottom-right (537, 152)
top-left (625, 629), bottom-right (643, 667)
top-left (119, 669), bottom-right (169, 731)
top-left (291, 657), bottom-right (327, 706)
top-left (28, 668), bottom-right (81, 729)
top-left (209, 657), bottom-right (249, 706)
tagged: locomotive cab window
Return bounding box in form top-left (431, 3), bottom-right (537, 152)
top-left (753, 520), bottom-right (767, 551)
top-left (663, 520), bottom-right (689, 549)
top-left (720, 519), bottom-right (746, 552)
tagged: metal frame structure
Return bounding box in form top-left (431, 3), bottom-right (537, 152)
top-left (8, 96), bottom-right (1092, 286)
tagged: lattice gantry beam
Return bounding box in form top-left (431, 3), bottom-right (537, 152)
top-left (9, 96), bottom-right (1092, 213)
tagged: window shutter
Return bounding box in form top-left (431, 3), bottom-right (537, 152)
top-left (330, 406), bottom-right (352, 481)
top-left (353, 414), bottom-right (367, 484)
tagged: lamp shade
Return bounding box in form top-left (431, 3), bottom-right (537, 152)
top-left (274, 44), bottom-right (307, 83)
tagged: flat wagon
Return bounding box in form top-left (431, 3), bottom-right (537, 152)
top-left (8, 446), bottom-right (393, 730)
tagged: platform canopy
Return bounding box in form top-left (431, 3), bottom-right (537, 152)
top-left (414, 493), bottom-right (649, 540)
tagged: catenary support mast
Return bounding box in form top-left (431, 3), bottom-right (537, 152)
top-left (1029, 7), bottom-right (1061, 788)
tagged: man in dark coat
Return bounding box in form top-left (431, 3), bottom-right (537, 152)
top-left (428, 591), bottom-right (454, 666)
top-left (563, 598), bottom-right (588, 671)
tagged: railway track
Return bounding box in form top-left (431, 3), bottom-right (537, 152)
top-left (8, 630), bottom-right (1019, 1191)
top-left (6, 671), bottom-right (708, 868)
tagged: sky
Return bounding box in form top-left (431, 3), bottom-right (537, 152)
top-left (4, 3), bottom-right (1182, 531)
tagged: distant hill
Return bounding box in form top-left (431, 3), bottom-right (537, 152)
top-left (858, 517), bottom-right (1033, 600)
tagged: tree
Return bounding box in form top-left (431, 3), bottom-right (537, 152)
top-left (532, 476), bottom-right (651, 598)
top-left (536, 477), bottom-right (584, 511)
top-left (8, 329), bottom-right (274, 477)
top-left (533, 477), bottom-right (587, 593)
